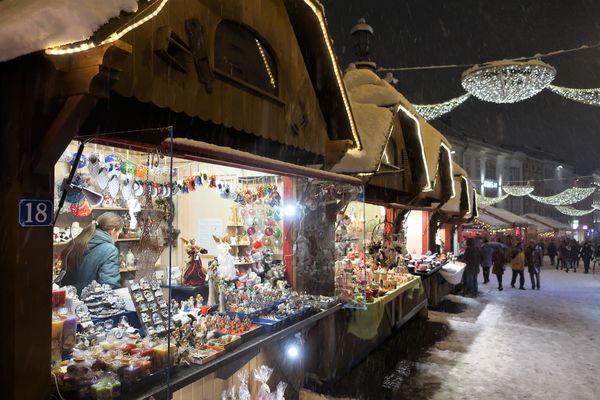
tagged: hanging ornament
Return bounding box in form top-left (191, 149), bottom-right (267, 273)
top-left (107, 171), bottom-right (121, 198)
top-left (528, 187), bottom-right (595, 206)
top-left (247, 226), bottom-right (256, 236)
top-left (272, 227), bottom-right (282, 240)
top-left (96, 167), bottom-right (109, 190)
top-left (135, 165), bottom-right (148, 179)
top-left (120, 161), bottom-right (135, 175)
top-left (104, 153), bottom-right (120, 172)
top-left (502, 184), bottom-right (534, 196)
top-left (264, 227), bottom-right (273, 236)
top-left (70, 153), bottom-right (87, 169)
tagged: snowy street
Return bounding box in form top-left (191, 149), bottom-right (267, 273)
top-left (326, 263), bottom-right (600, 400)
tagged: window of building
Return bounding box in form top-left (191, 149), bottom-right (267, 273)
top-left (215, 21), bottom-right (278, 95)
top-left (485, 159), bottom-right (496, 180)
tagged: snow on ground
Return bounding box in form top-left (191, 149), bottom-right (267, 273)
top-left (0, 0), bottom-right (139, 62)
top-left (326, 260), bottom-right (600, 399)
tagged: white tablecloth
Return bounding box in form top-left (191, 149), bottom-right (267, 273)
top-left (440, 262), bottom-right (467, 285)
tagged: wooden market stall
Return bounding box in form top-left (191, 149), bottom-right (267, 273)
top-left (0, 1), bottom-right (369, 399)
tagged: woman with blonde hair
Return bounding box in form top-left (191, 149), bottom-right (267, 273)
top-left (61, 212), bottom-right (124, 294)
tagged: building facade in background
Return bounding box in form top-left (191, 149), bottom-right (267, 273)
top-left (435, 122), bottom-right (577, 225)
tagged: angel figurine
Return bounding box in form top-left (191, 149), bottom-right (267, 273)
top-left (206, 260), bottom-right (219, 306)
top-left (181, 238), bottom-right (208, 286)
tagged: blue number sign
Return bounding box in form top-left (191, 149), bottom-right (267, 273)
top-left (18, 199), bottom-right (53, 227)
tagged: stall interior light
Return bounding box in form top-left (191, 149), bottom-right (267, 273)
top-left (286, 343), bottom-right (300, 359)
top-left (46, 0), bottom-right (170, 56)
top-left (303, 0), bottom-right (361, 151)
top-left (284, 204), bottom-right (297, 218)
top-left (395, 104), bottom-right (432, 191)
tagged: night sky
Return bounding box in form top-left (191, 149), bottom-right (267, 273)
top-left (323, 0), bottom-right (600, 174)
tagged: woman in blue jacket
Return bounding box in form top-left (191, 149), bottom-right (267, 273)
top-left (61, 212), bottom-right (124, 294)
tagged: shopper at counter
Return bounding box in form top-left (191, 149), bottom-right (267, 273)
top-left (463, 238), bottom-right (481, 296)
top-left (61, 212), bottom-right (124, 294)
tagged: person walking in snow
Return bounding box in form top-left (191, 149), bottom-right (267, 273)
top-left (463, 238), bottom-right (481, 296)
top-left (547, 241), bottom-right (557, 266)
top-left (510, 242), bottom-right (526, 290)
top-left (492, 246), bottom-right (505, 291)
top-left (580, 241), bottom-right (593, 274)
top-left (525, 240), bottom-right (542, 290)
top-left (480, 238), bottom-right (493, 284)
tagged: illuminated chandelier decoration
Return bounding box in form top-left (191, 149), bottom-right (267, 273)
top-left (461, 60), bottom-right (556, 104)
top-left (528, 187), bottom-right (595, 205)
top-left (414, 94), bottom-right (471, 120)
top-left (476, 193), bottom-right (509, 206)
top-left (555, 205), bottom-right (595, 216)
top-left (502, 184), bottom-right (535, 196)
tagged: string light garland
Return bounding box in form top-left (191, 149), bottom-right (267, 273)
top-left (46, 0), bottom-right (170, 55)
top-left (547, 85), bottom-right (600, 106)
top-left (476, 193), bottom-right (509, 206)
top-left (502, 184), bottom-right (535, 196)
top-left (461, 60), bottom-right (556, 104)
top-left (528, 187), bottom-right (595, 206)
top-left (555, 205), bottom-right (595, 216)
top-left (414, 93), bottom-right (470, 120)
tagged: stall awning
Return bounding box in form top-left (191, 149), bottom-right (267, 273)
top-left (476, 212), bottom-right (510, 228)
top-left (163, 138), bottom-right (363, 185)
top-left (522, 213), bottom-right (572, 231)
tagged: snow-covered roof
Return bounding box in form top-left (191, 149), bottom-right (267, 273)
top-left (522, 213), bottom-right (571, 231)
top-left (480, 205), bottom-right (542, 229)
top-left (441, 162), bottom-right (472, 215)
top-left (332, 67), bottom-right (423, 174)
top-left (477, 212), bottom-right (510, 228)
top-left (0, 0), bottom-right (139, 62)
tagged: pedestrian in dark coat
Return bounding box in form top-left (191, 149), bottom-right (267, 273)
top-left (463, 238), bottom-right (481, 296)
top-left (547, 241), bottom-right (557, 266)
top-left (526, 241), bottom-right (542, 290)
top-left (491, 247), bottom-right (505, 291)
top-left (580, 241), bottom-right (593, 274)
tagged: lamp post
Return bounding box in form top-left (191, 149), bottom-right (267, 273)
top-left (351, 18), bottom-right (376, 70)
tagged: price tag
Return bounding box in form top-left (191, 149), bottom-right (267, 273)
top-left (18, 199), bottom-right (53, 227)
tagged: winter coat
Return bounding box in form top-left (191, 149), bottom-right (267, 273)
top-left (547, 243), bottom-right (557, 257)
top-left (62, 229), bottom-right (121, 294)
top-left (464, 246), bottom-right (481, 274)
top-left (481, 245), bottom-right (493, 268)
top-left (511, 251), bottom-right (525, 271)
top-left (528, 245), bottom-right (543, 274)
top-left (580, 244), bottom-right (593, 261)
top-left (492, 250), bottom-right (505, 275)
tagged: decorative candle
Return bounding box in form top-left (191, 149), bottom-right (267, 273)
top-left (51, 317), bottom-right (64, 363)
top-left (61, 316), bottom-right (78, 357)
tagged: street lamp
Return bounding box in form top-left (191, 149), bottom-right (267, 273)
top-left (351, 18), bottom-right (376, 70)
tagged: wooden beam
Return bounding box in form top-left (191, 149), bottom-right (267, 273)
top-left (31, 94), bottom-right (98, 175)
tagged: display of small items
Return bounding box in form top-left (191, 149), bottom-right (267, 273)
top-left (81, 281), bottom-right (127, 319)
top-left (128, 278), bottom-right (171, 336)
top-left (408, 253), bottom-right (445, 273)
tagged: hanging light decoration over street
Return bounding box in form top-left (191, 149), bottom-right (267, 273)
top-left (476, 193), bottom-right (509, 206)
top-left (502, 184), bottom-right (535, 196)
top-left (547, 85), bottom-right (600, 106)
top-left (461, 60), bottom-right (556, 104)
top-left (555, 205), bottom-right (595, 216)
top-left (528, 187), bottom-right (595, 205)
top-left (414, 94), bottom-right (471, 120)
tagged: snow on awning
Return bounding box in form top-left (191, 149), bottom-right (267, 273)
top-left (479, 205), bottom-right (540, 229)
top-left (165, 138), bottom-right (363, 185)
top-left (0, 0), bottom-right (139, 62)
top-left (441, 163), bottom-right (472, 217)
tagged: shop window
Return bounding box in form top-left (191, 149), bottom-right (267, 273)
top-left (214, 21), bottom-right (278, 96)
top-left (485, 159), bottom-right (496, 180)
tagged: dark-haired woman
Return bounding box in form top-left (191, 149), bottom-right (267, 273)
top-left (61, 212), bottom-right (124, 294)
